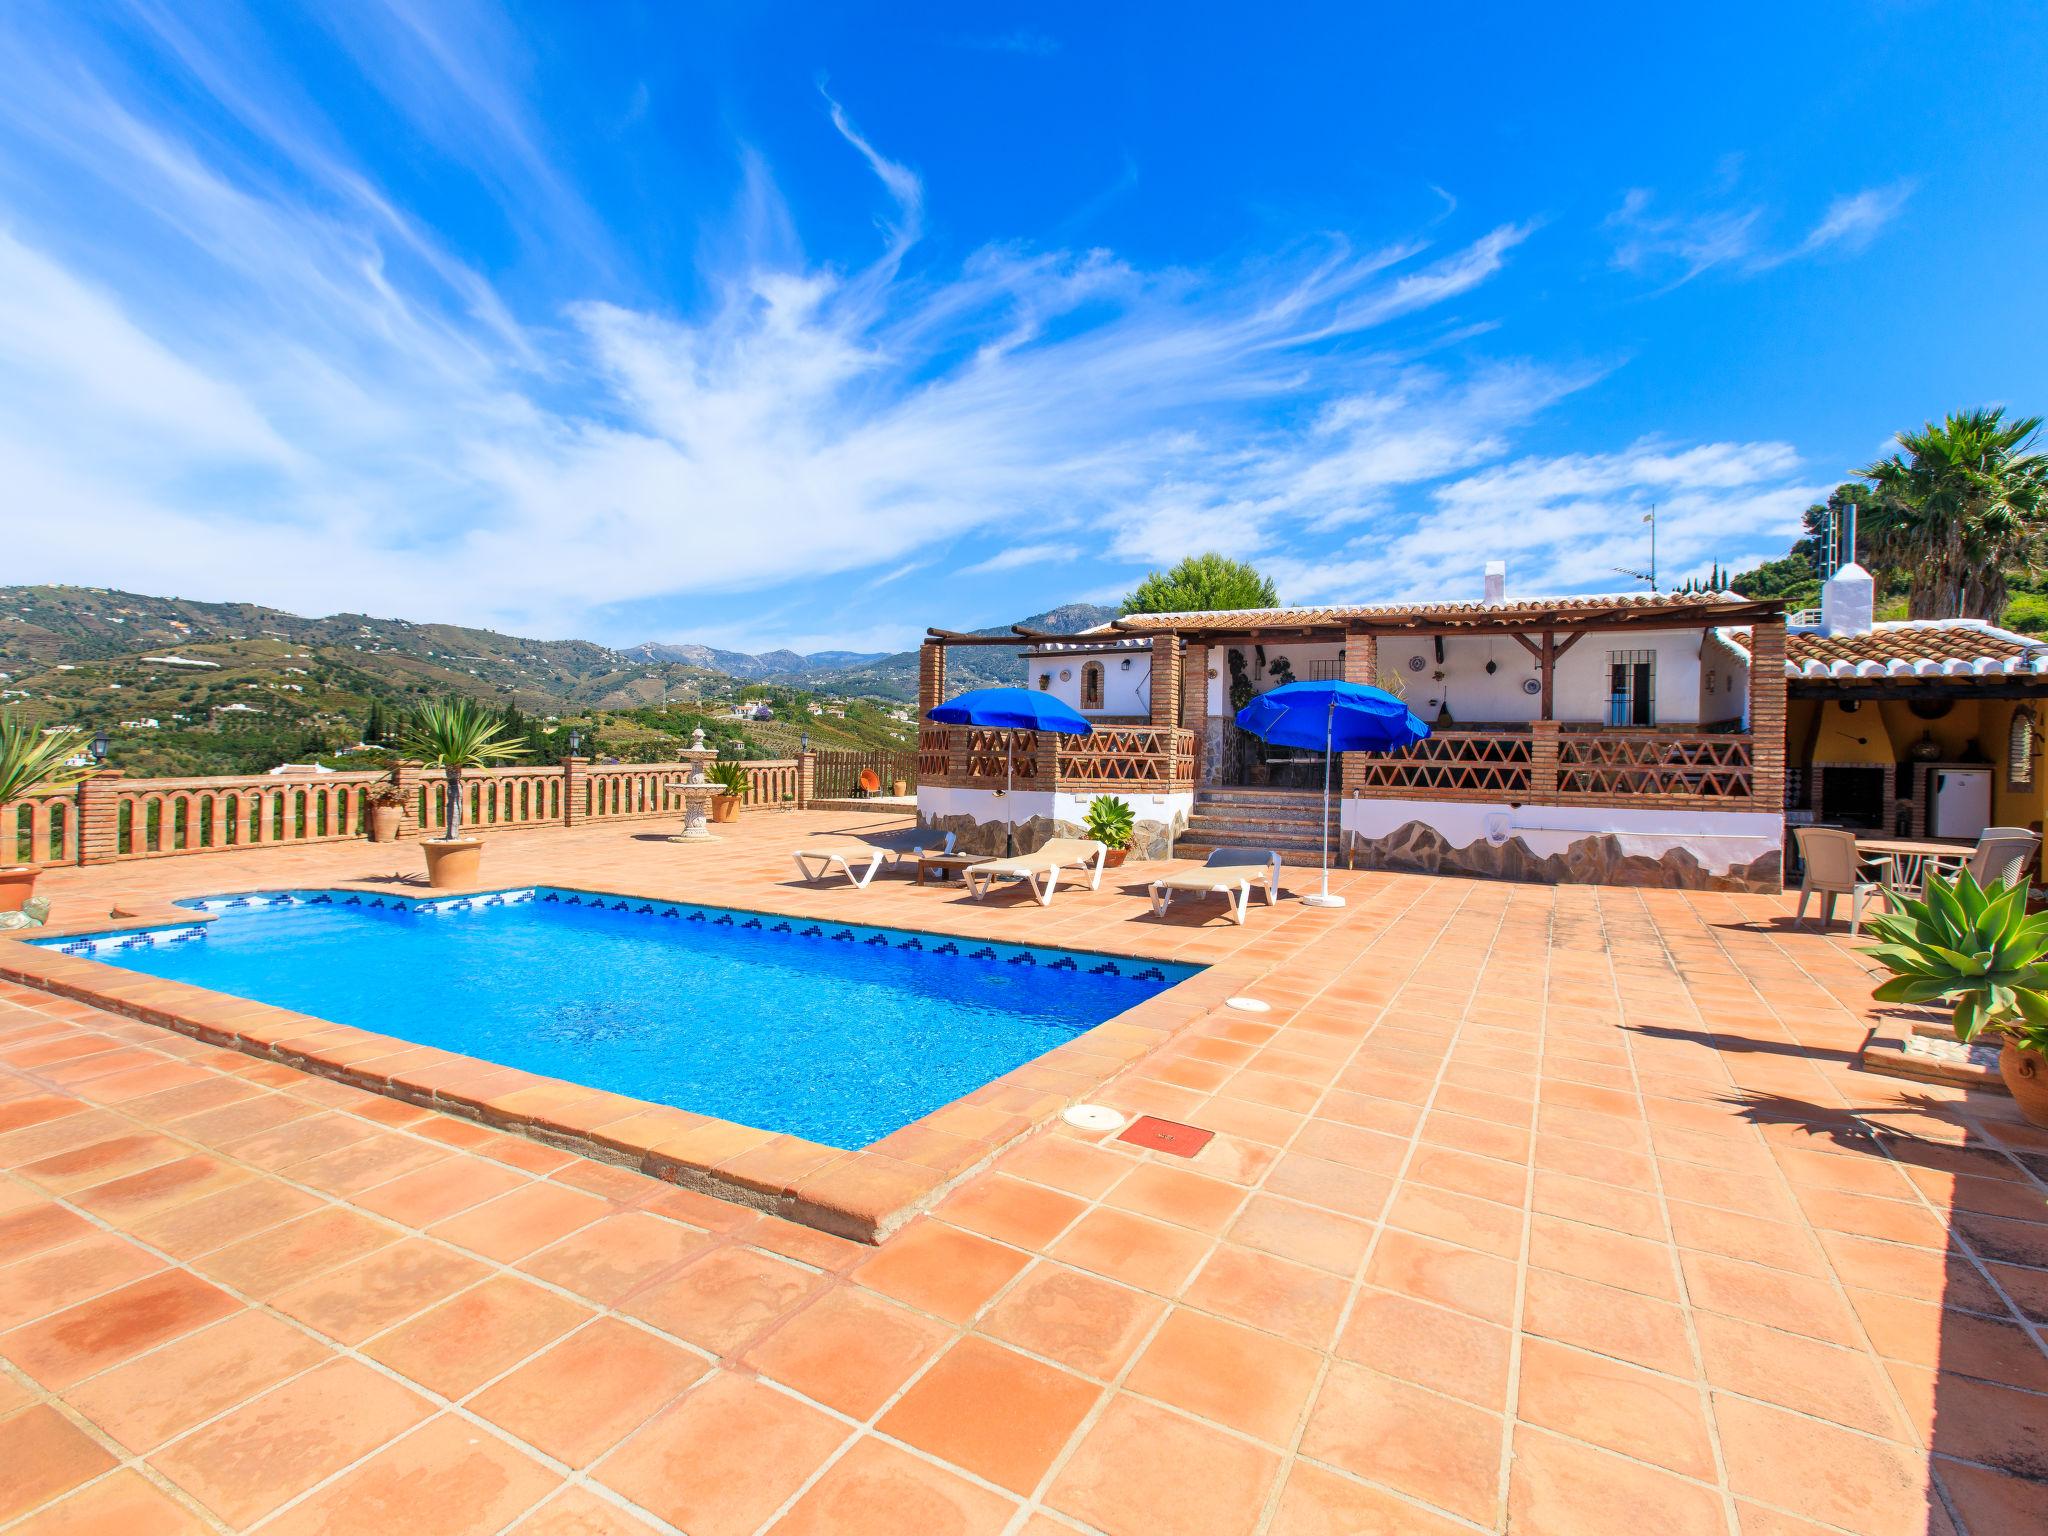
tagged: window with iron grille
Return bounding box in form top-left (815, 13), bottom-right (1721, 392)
top-left (1304, 657), bottom-right (1341, 681)
top-left (2012, 707), bottom-right (2037, 789)
top-left (1606, 649), bottom-right (1656, 726)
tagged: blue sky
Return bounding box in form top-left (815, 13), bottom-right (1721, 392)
top-left (3, 2), bottom-right (2043, 653)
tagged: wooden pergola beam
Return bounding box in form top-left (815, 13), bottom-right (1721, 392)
top-left (1788, 679), bottom-right (2048, 702)
top-left (1106, 606), bottom-right (1781, 643)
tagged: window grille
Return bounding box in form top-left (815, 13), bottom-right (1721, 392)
top-left (1606, 650), bottom-right (1656, 727)
top-left (2012, 708), bottom-right (2037, 789)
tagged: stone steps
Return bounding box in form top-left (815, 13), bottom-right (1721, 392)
top-left (1178, 788), bottom-right (1340, 863)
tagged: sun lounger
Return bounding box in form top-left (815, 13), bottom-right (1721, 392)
top-left (964, 838), bottom-right (1107, 906)
top-left (790, 847), bottom-right (886, 889)
top-left (1149, 849), bottom-right (1283, 925)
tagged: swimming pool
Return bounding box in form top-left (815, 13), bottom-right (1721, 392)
top-left (43, 889), bottom-right (1197, 1149)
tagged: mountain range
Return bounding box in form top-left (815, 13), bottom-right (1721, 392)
top-left (0, 585), bottom-right (1117, 708)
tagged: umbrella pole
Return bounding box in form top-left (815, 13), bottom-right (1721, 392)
top-left (1302, 695), bottom-right (1347, 909)
top-left (1005, 735), bottom-right (1016, 859)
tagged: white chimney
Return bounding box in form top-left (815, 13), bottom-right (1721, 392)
top-left (1482, 560), bottom-right (1507, 606)
top-left (1820, 561), bottom-right (1874, 637)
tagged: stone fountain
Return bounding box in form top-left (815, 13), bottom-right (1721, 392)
top-left (670, 727), bottom-right (720, 842)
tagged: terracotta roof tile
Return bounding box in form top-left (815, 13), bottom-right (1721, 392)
top-left (1720, 620), bottom-right (2048, 680)
top-left (1094, 590), bottom-right (1762, 633)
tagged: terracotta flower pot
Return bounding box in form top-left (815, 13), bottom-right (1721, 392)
top-left (367, 805), bottom-right (402, 843)
top-left (0, 866), bottom-right (35, 913)
top-left (1999, 1043), bottom-right (2048, 1128)
top-left (1102, 847), bottom-right (1129, 869)
top-left (711, 794), bottom-right (742, 824)
top-left (422, 838), bottom-right (482, 889)
top-left (891, 778), bottom-right (908, 797)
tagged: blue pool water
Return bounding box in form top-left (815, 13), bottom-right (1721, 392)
top-left (45, 889), bottom-right (1196, 1149)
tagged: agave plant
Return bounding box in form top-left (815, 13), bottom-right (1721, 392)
top-left (708, 759), bottom-right (750, 797)
top-left (402, 699), bottom-right (528, 841)
top-left (1862, 870), bottom-right (2048, 1054)
top-left (1083, 794), bottom-right (1137, 851)
top-left (0, 712), bottom-right (89, 808)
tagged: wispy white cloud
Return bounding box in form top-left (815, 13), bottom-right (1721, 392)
top-left (959, 543), bottom-right (1082, 576)
top-left (1787, 181), bottom-right (1916, 258)
top-left (0, 7), bottom-right (1816, 650)
top-left (1607, 177), bottom-right (1912, 286)
top-left (1606, 189), bottom-right (1762, 286)
top-left (1266, 439), bottom-right (1815, 602)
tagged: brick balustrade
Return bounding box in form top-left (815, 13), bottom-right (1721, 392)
top-left (1, 749), bottom-right (882, 869)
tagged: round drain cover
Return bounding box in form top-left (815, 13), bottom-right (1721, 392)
top-left (1225, 997), bottom-right (1271, 1013)
top-left (1063, 1104), bottom-right (1126, 1132)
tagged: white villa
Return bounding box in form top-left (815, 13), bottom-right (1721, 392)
top-left (918, 562), bottom-right (1789, 891)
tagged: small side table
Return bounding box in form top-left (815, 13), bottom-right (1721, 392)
top-left (914, 852), bottom-right (984, 885)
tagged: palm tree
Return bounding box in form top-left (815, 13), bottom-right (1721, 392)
top-left (0, 713), bottom-right (88, 808)
top-left (1861, 408), bottom-right (2047, 620)
top-left (402, 698), bottom-right (528, 842)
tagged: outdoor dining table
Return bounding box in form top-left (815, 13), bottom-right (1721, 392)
top-left (1854, 836), bottom-right (1972, 891)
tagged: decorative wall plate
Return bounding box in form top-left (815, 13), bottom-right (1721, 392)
top-left (1521, 677), bottom-right (1542, 695)
top-left (1406, 654), bottom-right (1426, 672)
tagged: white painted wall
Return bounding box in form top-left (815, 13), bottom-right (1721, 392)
top-left (1340, 796), bottom-right (1783, 876)
top-left (918, 784), bottom-right (1192, 856)
top-left (1698, 631), bottom-right (1751, 726)
top-left (1373, 628), bottom-right (1718, 726)
top-left (1022, 650), bottom-right (1153, 718)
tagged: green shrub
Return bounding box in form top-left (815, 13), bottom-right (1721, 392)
top-left (1083, 795), bottom-right (1136, 850)
top-left (1863, 870), bottom-right (2048, 1053)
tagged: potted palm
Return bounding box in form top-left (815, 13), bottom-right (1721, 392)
top-left (402, 699), bottom-right (527, 888)
top-left (708, 760), bottom-right (749, 823)
top-left (1863, 870), bottom-right (2048, 1125)
top-left (1084, 795), bottom-right (1137, 869)
top-left (365, 784), bottom-right (405, 843)
top-left (0, 713), bottom-right (88, 911)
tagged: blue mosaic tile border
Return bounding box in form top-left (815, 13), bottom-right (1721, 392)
top-left (36, 885), bottom-right (1193, 987)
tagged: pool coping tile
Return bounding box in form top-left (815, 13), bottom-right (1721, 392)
top-left (0, 881), bottom-right (1227, 1242)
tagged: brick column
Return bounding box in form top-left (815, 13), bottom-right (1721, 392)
top-left (390, 761), bottom-right (422, 839)
top-left (75, 770), bottom-right (126, 865)
top-left (796, 750), bottom-right (816, 809)
top-left (918, 642), bottom-right (947, 714)
top-left (1747, 616), bottom-right (1788, 813)
top-left (562, 757), bottom-right (588, 825)
top-left (1148, 636), bottom-right (1182, 727)
top-left (1529, 719), bottom-right (1560, 802)
top-left (1148, 636), bottom-right (1184, 786)
top-left (1340, 629), bottom-right (1379, 796)
top-left (1181, 643), bottom-right (1209, 784)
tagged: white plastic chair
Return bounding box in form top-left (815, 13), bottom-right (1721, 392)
top-left (1792, 827), bottom-right (1889, 935)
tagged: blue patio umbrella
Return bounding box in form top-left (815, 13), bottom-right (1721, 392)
top-left (1234, 680), bottom-right (1431, 908)
top-left (926, 688), bottom-right (1094, 856)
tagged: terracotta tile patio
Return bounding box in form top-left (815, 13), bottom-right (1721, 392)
top-left (0, 811), bottom-right (2043, 1533)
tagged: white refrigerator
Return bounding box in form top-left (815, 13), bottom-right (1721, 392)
top-left (1929, 768), bottom-right (1992, 840)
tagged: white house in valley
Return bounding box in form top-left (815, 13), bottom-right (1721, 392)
top-left (918, 563), bottom-right (1789, 890)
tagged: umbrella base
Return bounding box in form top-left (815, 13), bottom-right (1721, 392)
top-left (1300, 892), bottom-right (1348, 909)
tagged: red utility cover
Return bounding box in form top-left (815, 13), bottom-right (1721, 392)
top-left (1117, 1116), bottom-right (1215, 1157)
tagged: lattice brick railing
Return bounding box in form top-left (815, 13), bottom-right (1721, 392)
top-left (1058, 727), bottom-right (1196, 790)
top-left (1557, 733), bottom-right (1753, 800)
top-left (1353, 732), bottom-right (1534, 798)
